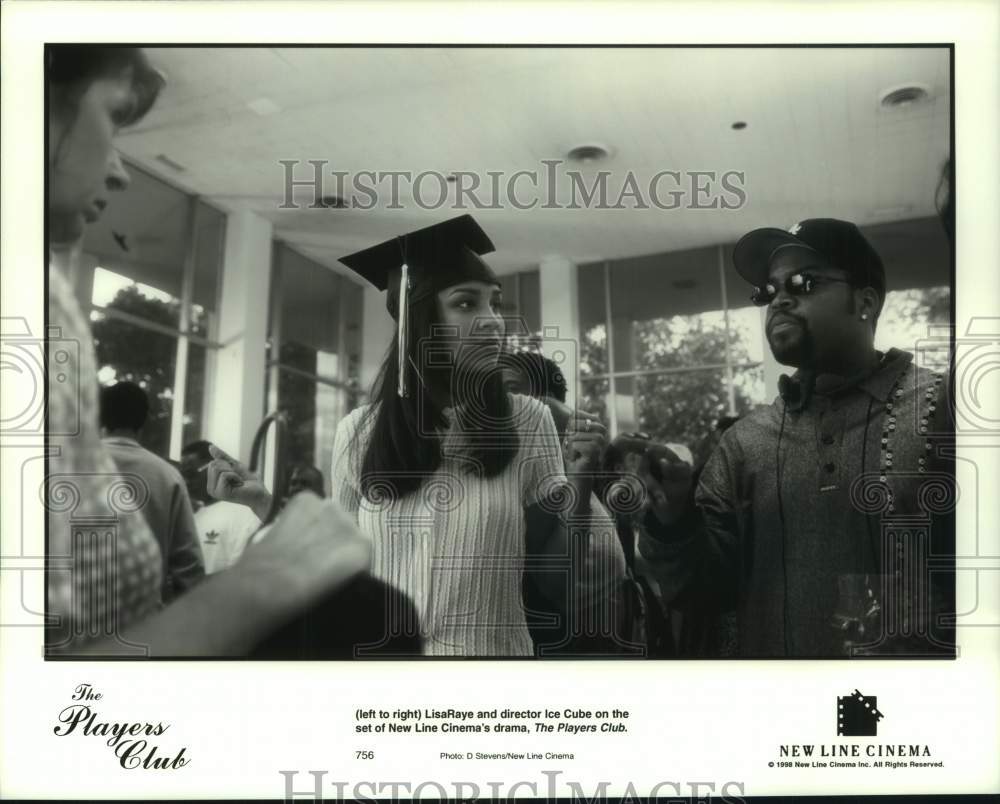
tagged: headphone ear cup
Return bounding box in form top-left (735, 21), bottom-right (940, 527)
top-left (778, 374), bottom-right (794, 400)
top-left (779, 373), bottom-right (813, 411)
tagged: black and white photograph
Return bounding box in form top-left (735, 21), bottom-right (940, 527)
top-left (42, 44), bottom-right (957, 660)
top-left (2, 1), bottom-right (998, 801)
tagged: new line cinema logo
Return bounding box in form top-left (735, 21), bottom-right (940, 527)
top-left (777, 690), bottom-right (939, 766)
top-left (838, 689), bottom-right (884, 737)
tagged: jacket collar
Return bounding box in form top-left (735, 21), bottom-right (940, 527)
top-left (779, 348), bottom-right (913, 410)
top-left (857, 348), bottom-right (913, 403)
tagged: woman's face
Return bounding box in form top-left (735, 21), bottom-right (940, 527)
top-left (435, 280), bottom-right (505, 372)
top-left (48, 71), bottom-right (135, 243)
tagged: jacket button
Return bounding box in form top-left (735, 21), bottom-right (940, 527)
top-left (824, 462), bottom-right (836, 473)
top-left (821, 434), bottom-right (835, 445)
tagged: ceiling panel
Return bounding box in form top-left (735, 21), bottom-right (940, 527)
top-left (108, 47), bottom-right (950, 279)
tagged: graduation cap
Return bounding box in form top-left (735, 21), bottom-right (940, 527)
top-left (339, 214), bottom-right (500, 398)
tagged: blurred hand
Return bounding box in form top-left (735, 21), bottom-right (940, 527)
top-left (634, 446), bottom-right (694, 526)
top-left (239, 492), bottom-right (372, 613)
top-left (562, 409), bottom-right (607, 515)
top-left (541, 396), bottom-right (574, 436)
top-left (206, 444), bottom-right (272, 520)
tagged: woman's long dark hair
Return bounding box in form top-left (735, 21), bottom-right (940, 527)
top-left (359, 292), bottom-right (518, 499)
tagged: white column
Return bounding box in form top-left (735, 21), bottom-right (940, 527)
top-left (538, 255), bottom-right (580, 408)
top-left (204, 206), bottom-right (273, 460)
top-left (360, 284), bottom-right (394, 397)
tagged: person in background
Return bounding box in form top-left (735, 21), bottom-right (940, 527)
top-left (180, 440), bottom-right (262, 574)
top-left (288, 464), bottom-right (326, 499)
top-left (100, 381), bottom-right (205, 602)
top-left (636, 218), bottom-right (954, 657)
top-left (47, 45), bottom-right (373, 656)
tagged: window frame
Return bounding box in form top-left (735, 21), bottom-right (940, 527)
top-left (84, 161), bottom-right (228, 459)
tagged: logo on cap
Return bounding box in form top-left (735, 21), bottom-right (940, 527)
top-left (788, 222), bottom-right (803, 235)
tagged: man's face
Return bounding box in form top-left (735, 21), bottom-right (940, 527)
top-left (763, 247), bottom-right (856, 369)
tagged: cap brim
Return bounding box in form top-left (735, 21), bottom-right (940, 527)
top-left (732, 227), bottom-right (818, 287)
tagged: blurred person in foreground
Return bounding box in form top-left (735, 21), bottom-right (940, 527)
top-left (45, 46), bottom-right (377, 656)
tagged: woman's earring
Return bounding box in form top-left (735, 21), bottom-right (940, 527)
top-left (861, 313), bottom-right (869, 321)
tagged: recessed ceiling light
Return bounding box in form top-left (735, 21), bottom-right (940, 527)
top-left (731, 121), bottom-right (747, 130)
top-left (879, 84), bottom-right (932, 109)
top-left (566, 144), bottom-right (611, 163)
top-left (247, 97), bottom-right (282, 116)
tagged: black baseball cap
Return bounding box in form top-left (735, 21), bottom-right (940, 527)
top-left (732, 218), bottom-right (886, 301)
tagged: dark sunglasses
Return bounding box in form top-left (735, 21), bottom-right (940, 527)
top-left (751, 271), bottom-right (853, 306)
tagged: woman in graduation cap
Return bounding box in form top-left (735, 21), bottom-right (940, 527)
top-left (333, 215), bottom-right (627, 657)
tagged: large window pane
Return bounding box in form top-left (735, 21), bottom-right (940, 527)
top-left (192, 202), bottom-right (225, 320)
top-left (81, 163), bottom-right (226, 461)
top-left (578, 263), bottom-right (608, 378)
top-left (182, 342), bottom-right (207, 448)
top-left (578, 378), bottom-right (610, 424)
top-left (83, 163), bottom-right (190, 302)
top-left (91, 316), bottom-right (177, 459)
top-left (498, 273), bottom-right (523, 338)
top-left (518, 270), bottom-right (541, 335)
top-left (277, 246), bottom-right (341, 376)
top-left (628, 370), bottom-right (731, 468)
top-left (580, 322), bottom-right (609, 379)
top-left (499, 270), bottom-right (542, 343)
top-left (609, 246), bottom-right (726, 373)
top-left (268, 245), bottom-right (368, 490)
top-left (721, 249), bottom-right (768, 365)
top-left (91, 268), bottom-right (183, 330)
top-left (277, 368), bottom-right (338, 493)
top-left (732, 365), bottom-right (768, 413)
top-left (875, 285), bottom-right (950, 354)
top-left (342, 280), bottom-right (365, 407)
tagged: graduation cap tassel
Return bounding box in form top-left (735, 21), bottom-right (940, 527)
top-left (396, 262), bottom-right (411, 398)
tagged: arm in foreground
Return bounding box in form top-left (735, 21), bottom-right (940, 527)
top-left (68, 493), bottom-right (371, 657)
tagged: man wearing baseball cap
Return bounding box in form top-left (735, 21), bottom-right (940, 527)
top-left (636, 218), bottom-right (954, 657)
